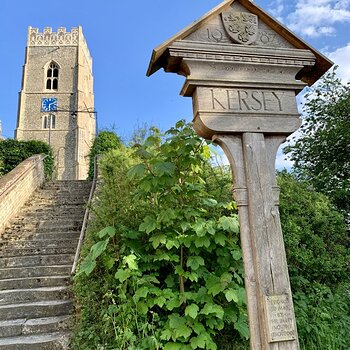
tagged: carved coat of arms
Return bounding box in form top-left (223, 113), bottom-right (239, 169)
top-left (221, 11), bottom-right (258, 45)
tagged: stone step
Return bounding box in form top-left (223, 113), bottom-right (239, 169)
top-left (0, 276), bottom-right (71, 290)
top-left (0, 300), bottom-right (73, 321)
top-left (0, 246), bottom-right (77, 258)
top-left (32, 189), bottom-right (89, 196)
top-left (0, 286), bottom-right (71, 305)
top-left (0, 231), bottom-right (80, 242)
top-left (2, 221), bottom-right (83, 236)
top-left (27, 216), bottom-right (84, 224)
top-left (29, 197), bottom-right (88, 203)
top-left (34, 222), bottom-right (82, 233)
top-left (23, 210), bottom-right (85, 219)
top-left (22, 204), bottom-right (85, 215)
top-left (32, 232), bottom-right (80, 240)
top-left (0, 265), bottom-right (71, 280)
top-left (0, 316), bottom-right (72, 338)
top-left (0, 180), bottom-right (89, 348)
top-left (0, 331), bottom-right (70, 349)
top-left (25, 197), bottom-right (86, 204)
top-left (30, 192), bottom-right (88, 198)
top-left (0, 254), bottom-right (74, 269)
top-left (19, 202), bottom-right (85, 210)
top-left (0, 239), bottom-right (79, 249)
top-left (13, 208), bottom-right (85, 224)
top-left (27, 198), bottom-right (87, 206)
top-left (44, 180), bottom-right (91, 188)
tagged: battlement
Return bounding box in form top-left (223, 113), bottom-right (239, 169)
top-left (27, 26), bottom-right (92, 68)
top-left (28, 26), bottom-right (79, 46)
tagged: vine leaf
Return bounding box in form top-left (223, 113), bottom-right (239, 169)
top-left (186, 256), bottom-right (205, 271)
top-left (225, 289), bottom-right (239, 303)
top-left (218, 216), bottom-right (239, 233)
top-left (139, 215), bottom-right (157, 233)
top-left (127, 163), bottom-right (147, 179)
top-left (200, 303), bottom-right (225, 319)
top-left (91, 239), bottom-right (109, 260)
top-left (234, 315), bottom-right (249, 340)
top-left (150, 233), bottom-right (167, 249)
top-left (98, 226), bottom-right (116, 238)
top-left (190, 333), bottom-right (207, 349)
top-left (115, 269), bottom-right (131, 282)
top-left (185, 304), bottom-right (199, 319)
top-left (76, 257), bottom-right (96, 277)
top-left (124, 254), bottom-right (138, 270)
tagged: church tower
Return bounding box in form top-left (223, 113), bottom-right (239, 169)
top-left (15, 26), bottom-right (95, 180)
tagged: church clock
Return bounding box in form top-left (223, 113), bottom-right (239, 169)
top-left (41, 97), bottom-right (57, 112)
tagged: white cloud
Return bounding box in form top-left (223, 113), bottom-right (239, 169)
top-left (276, 147), bottom-right (294, 170)
top-left (268, 0), bottom-right (285, 19)
top-left (287, 0), bottom-right (350, 37)
top-left (329, 42), bottom-right (350, 82)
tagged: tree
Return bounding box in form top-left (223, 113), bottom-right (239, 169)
top-left (88, 130), bottom-right (122, 179)
top-left (278, 171), bottom-right (350, 350)
top-left (284, 68), bottom-right (350, 216)
top-left (0, 139), bottom-right (53, 178)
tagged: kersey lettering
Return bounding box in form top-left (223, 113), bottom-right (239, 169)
top-left (211, 88), bottom-right (285, 112)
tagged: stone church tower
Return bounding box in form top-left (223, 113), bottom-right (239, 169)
top-left (15, 26), bottom-right (95, 180)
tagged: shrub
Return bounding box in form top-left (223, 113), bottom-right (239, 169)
top-left (73, 122), bottom-right (248, 349)
top-left (88, 130), bottom-right (122, 179)
top-left (0, 139), bottom-right (53, 178)
top-left (278, 171), bottom-right (350, 350)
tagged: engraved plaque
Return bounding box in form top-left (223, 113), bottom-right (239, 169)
top-left (265, 295), bottom-right (297, 343)
top-left (195, 87), bottom-right (298, 115)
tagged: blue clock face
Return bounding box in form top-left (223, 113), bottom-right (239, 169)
top-left (42, 98), bottom-right (57, 112)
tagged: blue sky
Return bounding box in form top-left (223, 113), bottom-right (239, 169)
top-left (1, 0), bottom-right (349, 166)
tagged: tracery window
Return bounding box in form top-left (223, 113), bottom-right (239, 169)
top-left (46, 62), bottom-right (59, 90)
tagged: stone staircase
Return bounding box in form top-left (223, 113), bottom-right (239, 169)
top-left (0, 181), bottom-right (91, 350)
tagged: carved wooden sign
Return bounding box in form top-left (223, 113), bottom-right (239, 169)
top-left (147, 0), bottom-right (333, 349)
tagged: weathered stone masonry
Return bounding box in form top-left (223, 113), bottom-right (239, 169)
top-left (15, 27), bottom-right (95, 180)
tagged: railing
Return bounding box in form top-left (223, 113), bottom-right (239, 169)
top-left (71, 157), bottom-right (98, 275)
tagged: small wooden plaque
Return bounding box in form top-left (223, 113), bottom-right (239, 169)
top-left (265, 294), bottom-right (297, 343)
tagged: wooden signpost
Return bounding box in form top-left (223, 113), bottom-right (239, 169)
top-left (147, 0), bottom-right (333, 349)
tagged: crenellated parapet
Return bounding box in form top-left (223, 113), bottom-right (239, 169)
top-left (28, 26), bottom-right (79, 46)
top-left (27, 26), bottom-right (92, 64)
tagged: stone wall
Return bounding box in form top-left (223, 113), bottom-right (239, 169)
top-left (0, 155), bottom-right (46, 235)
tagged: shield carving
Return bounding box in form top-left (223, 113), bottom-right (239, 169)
top-left (221, 11), bottom-right (258, 45)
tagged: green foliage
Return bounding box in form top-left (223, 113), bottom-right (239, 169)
top-left (294, 283), bottom-right (350, 350)
top-left (284, 68), bottom-right (350, 215)
top-left (0, 139), bottom-right (53, 178)
top-left (278, 171), bottom-right (349, 285)
top-left (88, 130), bottom-right (122, 179)
top-left (73, 121), bottom-right (248, 349)
top-left (73, 121), bottom-right (350, 350)
top-left (278, 171), bottom-right (350, 349)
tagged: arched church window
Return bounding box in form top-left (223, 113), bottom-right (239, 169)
top-left (46, 62), bottom-right (59, 90)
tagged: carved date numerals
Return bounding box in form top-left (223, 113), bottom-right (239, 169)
top-left (258, 30), bottom-right (279, 46)
top-left (206, 28), bottom-right (224, 42)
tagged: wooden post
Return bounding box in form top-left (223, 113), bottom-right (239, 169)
top-left (215, 134), bottom-right (299, 349)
